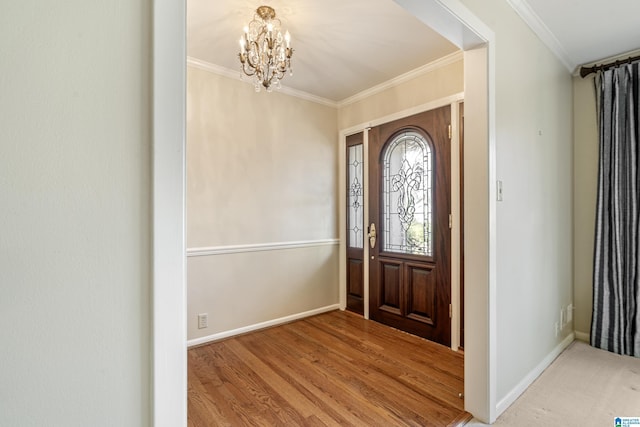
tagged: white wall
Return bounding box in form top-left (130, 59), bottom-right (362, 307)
top-left (0, 1), bottom-right (151, 426)
top-left (186, 65), bottom-right (339, 341)
top-left (460, 0), bottom-right (573, 411)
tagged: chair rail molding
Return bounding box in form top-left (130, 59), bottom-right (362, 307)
top-left (187, 238), bottom-right (340, 257)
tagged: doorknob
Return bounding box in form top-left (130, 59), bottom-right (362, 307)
top-left (368, 223), bottom-right (376, 249)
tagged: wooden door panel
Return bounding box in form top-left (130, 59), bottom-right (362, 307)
top-left (380, 259), bottom-right (403, 314)
top-left (348, 259), bottom-right (363, 297)
top-left (347, 257), bottom-right (364, 314)
top-left (406, 263), bottom-right (436, 325)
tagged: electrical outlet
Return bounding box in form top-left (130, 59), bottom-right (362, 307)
top-left (198, 313), bottom-right (208, 329)
top-left (560, 308), bottom-right (565, 328)
top-left (567, 304), bottom-right (573, 323)
top-left (554, 322), bottom-right (559, 337)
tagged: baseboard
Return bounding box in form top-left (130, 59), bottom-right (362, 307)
top-left (574, 331), bottom-right (590, 342)
top-left (187, 304), bottom-right (341, 348)
top-left (496, 332), bottom-right (575, 416)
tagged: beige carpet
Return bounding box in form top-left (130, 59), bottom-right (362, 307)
top-left (467, 341), bottom-right (640, 426)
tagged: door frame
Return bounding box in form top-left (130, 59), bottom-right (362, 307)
top-left (153, 0), bottom-right (497, 424)
top-left (339, 94), bottom-right (464, 349)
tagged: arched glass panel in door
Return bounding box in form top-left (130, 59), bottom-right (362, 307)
top-left (382, 130), bottom-right (433, 256)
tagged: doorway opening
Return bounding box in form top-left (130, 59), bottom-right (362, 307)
top-left (152, 0), bottom-right (495, 423)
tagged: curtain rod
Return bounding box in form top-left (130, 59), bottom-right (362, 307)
top-left (580, 54), bottom-right (640, 78)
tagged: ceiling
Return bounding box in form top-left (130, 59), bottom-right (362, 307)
top-left (187, 0), bottom-right (640, 103)
top-left (507, 0), bottom-right (640, 71)
top-left (187, 0), bottom-right (459, 102)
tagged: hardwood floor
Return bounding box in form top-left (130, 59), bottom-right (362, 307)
top-left (188, 310), bottom-right (469, 426)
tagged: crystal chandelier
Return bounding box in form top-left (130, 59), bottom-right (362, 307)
top-left (238, 6), bottom-right (293, 92)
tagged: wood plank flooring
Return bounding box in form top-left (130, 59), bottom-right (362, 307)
top-left (188, 310), bottom-right (469, 426)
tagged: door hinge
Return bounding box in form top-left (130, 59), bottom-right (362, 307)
top-left (448, 124), bottom-right (452, 139)
top-left (449, 304), bottom-right (452, 318)
top-left (448, 214), bottom-right (452, 229)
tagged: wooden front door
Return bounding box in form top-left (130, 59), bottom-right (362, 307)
top-left (368, 107), bottom-right (452, 346)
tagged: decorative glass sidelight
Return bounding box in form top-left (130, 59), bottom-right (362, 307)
top-left (348, 144), bottom-right (364, 248)
top-left (383, 131), bottom-right (432, 256)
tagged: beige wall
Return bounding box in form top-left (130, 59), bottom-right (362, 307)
top-left (188, 245), bottom-right (338, 334)
top-left (186, 66), bottom-right (339, 340)
top-left (460, 0), bottom-right (574, 407)
top-left (338, 58), bottom-right (464, 129)
top-left (573, 75), bottom-right (598, 338)
top-left (0, 1), bottom-right (151, 426)
top-left (187, 67), bottom-right (338, 246)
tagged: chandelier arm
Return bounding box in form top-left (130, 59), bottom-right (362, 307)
top-left (240, 60), bottom-right (258, 78)
top-left (244, 41), bottom-right (263, 68)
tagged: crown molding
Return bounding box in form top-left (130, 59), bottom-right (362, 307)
top-left (506, 0), bottom-right (575, 72)
top-left (186, 57), bottom-right (238, 82)
top-left (186, 57), bottom-right (338, 108)
top-left (188, 52), bottom-right (465, 109)
top-left (337, 50), bottom-right (464, 107)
